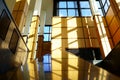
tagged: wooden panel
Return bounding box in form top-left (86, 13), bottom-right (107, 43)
top-left (102, 17), bottom-right (107, 27)
top-left (84, 27), bottom-right (97, 38)
top-left (113, 28), bottom-right (120, 45)
top-left (76, 17), bottom-right (82, 27)
top-left (109, 17), bottom-right (119, 36)
top-left (82, 17), bottom-right (95, 26)
top-left (105, 28), bottom-right (111, 38)
top-left (106, 7), bottom-right (114, 25)
top-left (13, 1), bottom-right (21, 11)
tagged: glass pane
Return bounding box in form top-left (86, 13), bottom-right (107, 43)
top-left (68, 1), bottom-right (75, 8)
top-left (43, 55), bottom-right (49, 63)
top-left (107, 0), bottom-right (110, 6)
top-left (43, 64), bottom-right (50, 72)
top-left (44, 27), bottom-right (49, 33)
top-left (104, 3), bottom-right (108, 12)
top-left (81, 9), bottom-right (92, 16)
top-left (59, 9), bottom-right (67, 16)
top-left (68, 9), bottom-right (75, 16)
top-left (102, 0), bottom-right (106, 5)
top-left (96, 1), bottom-right (101, 8)
top-left (49, 27), bottom-right (52, 33)
top-left (44, 34), bottom-right (49, 41)
top-left (59, 1), bottom-right (66, 8)
top-left (49, 34), bottom-right (51, 41)
top-left (80, 1), bottom-right (90, 8)
top-left (49, 55), bottom-right (51, 63)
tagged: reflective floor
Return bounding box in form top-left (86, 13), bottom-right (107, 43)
top-left (44, 57), bottom-right (120, 80)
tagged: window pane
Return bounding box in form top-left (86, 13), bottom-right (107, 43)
top-left (68, 9), bottom-right (75, 16)
top-left (80, 1), bottom-right (90, 8)
top-left (43, 64), bottom-right (51, 72)
top-left (68, 1), bottom-right (75, 8)
top-left (49, 27), bottom-right (52, 33)
top-left (104, 3), bottom-right (108, 12)
top-left (102, 0), bottom-right (106, 5)
top-left (81, 9), bottom-right (92, 16)
top-left (59, 1), bottom-right (66, 8)
top-left (59, 9), bottom-right (67, 16)
top-left (43, 55), bottom-right (49, 63)
top-left (44, 27), bottom-right (49, 33)
top-left (107, 0), bottom-right (110, 6)
top-left (49, 34), bottom-right (51, 41)
top-left (44, 34), bottom-right (49, 41)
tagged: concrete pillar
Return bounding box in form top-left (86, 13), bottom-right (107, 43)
top-left (40, 11), bottom-right (46, 35)
top-left (27, 0), bottom-right (43, 80)
top-left (12, 0), bottom-right (31, 32)
top-left (5, 0), bottom-right (16, 13)
top-left (89, 0), bottom-right (111, 57)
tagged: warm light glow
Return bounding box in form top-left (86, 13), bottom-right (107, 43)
top-left (16, 0), bottom-right (21, 2)
top-left (67, 17), bottom-right (77, 27)
top-left (95, 15), bottom-right (111, 57)
top-left (52, 59), bottom-right (62, 70)
top-left (68, 71), bottom-right (78, 80)
top-left (97, 24), bottom-right (102, 36)
top-left (68, 39), bottom-right (79, 48)
top-left (52, 18), bottom-right (61, 27)
top-left (67, 28), bottom-right (77, 38)
top-left (52, 71), bottom-right (62, 80)
top-left (68, 59), bottom-right (78, 70)
top-left (52, 28), bottom-right (62, 38)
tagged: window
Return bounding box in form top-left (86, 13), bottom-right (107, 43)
top-left (57, 1), bottom-right (78, 17)
top-left (43, 25), bottom-right (51, 41)
top-left (80, 1), bottom-right (92, 16)
top-left (96, 1), bottom-right (103, 16)
top-left (43, 54), bottom-right (51, 72)
top-left (99, 0), bottom-right (110, 15)
top-left (54, 0), bottom-right (110, 17)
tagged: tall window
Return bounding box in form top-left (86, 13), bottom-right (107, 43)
top-left (43, 25), bottom-right (51, 41)
top-left (43, 54), bottom-right (51, 72)
top-left (54, 0), bottom-right (110, 17)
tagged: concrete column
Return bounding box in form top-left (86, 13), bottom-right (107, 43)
top-left (89, 0), bottom-right (111, 57)
top-left (40, 11), bottom-right (46, 35)
top-left (12, 0), bottom-right (31, 32)
top-left (5, 0), bottom-right (16, 13)
top-left (27, 0), bottom-right (43, 80)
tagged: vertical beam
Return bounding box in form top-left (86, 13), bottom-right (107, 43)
top-left (12, 0), bottom-right (30, 32)
top-left (89, 0), bottom-right (111, 57)
top-left (40, 11), bottom-right (46, 35)
top-left (4, 0), bottom-right (16, 13)
top-left (27, 0), bottom-right (43, 80)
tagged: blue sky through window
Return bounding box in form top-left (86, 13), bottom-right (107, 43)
top-left (59, 9), bottom-right (67, 16)
top-left (59, 2), bottom-right (66, 8)
top-left (43, 54), bottom-right (51, 72)
top-left (80, 1), bottom-right (90, 8)
top-left (68, 2), bottom-right (75, 8)
top-left (81, 9), bottom-right (92, 16)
